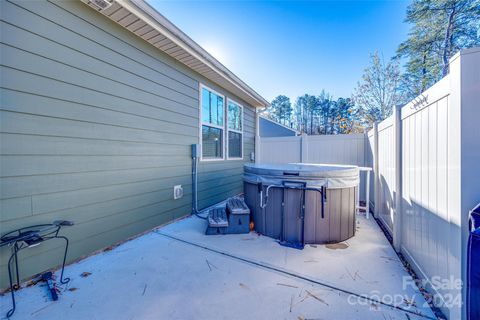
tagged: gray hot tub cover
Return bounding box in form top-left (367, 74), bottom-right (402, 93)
top-left (243, 163), bottom-right (359, 189)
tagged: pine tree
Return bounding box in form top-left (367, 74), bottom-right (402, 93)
top-left (398, 0), bottom-right (480, 100)
top-left (268, 95), bottom-right (293, 126)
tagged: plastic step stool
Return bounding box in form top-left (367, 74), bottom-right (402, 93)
top-left (226, 198), bottom-right (250, 234)
top-left (206, 208), bottom-right (229, 235)
top-left (227, 198), bottom-right (250, 215)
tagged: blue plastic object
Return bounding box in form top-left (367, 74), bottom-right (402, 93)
top-left (467, 203), bottom-right (480, 320)
top-left (278, 240), bottom-right (304, 250)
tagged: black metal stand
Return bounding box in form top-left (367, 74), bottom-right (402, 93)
top-left (0, 221), bottom-right (73, 318)
top-left (259, 182), bottom-right (326, 217)
top-left (279, 181), bottom-right (307, 248)
top-left (258, 182), bottom-right (326, 249)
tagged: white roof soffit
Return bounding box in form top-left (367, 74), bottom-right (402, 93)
top-left (81, 0), bottom-right (269, 108)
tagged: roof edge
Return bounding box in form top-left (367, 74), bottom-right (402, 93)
top-left (121, 0), bottom-right (269, 108)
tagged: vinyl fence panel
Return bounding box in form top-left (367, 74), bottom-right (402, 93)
top-left (257, 136), bottom-right (301, 164)
top-left (258, 133), bottom-right (368, 200)
top-left (400, 79), bottom-right (457, 319)
top-left (303, 134), bottom-right (365, 166)
top-left (377, 116), bottom-right (395, 235)
top-left (382, 48), bottom-right (480, 320)
top-left (366, 130), bottom-right (375, 210)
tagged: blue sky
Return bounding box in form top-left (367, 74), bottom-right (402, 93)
top-left (148, 0), bottom-right (410, 102)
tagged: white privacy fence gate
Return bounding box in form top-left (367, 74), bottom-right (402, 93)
top-left (257, 48), bottom-right (480, 320)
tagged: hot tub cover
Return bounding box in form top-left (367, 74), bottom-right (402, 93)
top-left (244, 163), bottom-right (359, 188)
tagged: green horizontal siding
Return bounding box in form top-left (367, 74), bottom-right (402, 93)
top-left (0, 0), bottom-right (257, 288)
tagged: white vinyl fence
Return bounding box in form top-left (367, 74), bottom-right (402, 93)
top-left (258, 133), bottom-right (366, 166)
top-left (367, 48), bottom-right (480, 320)
top-left (257, 133), bottom-right (368, 200)
top-left (256, 47), bottom-right (480, 320)
top-left (376, 116), bottom-right (396, 235)
top-left (257, 136), bottom-right (301, 164)
top-left (366, 128), bottom-right (375, 209)
top-left (302, 134), bottom-right (366, 165)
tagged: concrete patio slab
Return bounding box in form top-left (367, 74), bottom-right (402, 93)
top-left (159, 213), bottom-right (436, 319)
top-left (0, 214), bottom-right (436, 320)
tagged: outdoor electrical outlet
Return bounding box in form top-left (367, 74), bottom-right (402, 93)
top-left (173, 185), bottom-right (183, 200)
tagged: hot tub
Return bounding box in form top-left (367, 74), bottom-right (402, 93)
top-left (243, 163), bottom-right (359, 246)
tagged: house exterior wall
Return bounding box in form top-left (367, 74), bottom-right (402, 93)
top-left (0, 0), bottom-right (256, 288)
top-left (259, 117), bottom-right (296, 137)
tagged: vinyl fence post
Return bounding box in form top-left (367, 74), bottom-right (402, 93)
top-left (256, 136), bottom-right (261, 163)
top-left (255, 111), bottom-right (261, 163)
top-left (393, 105), bottom-right (403, 252)
top-left (301, 134), bottom-right (308, 163)
top-left (373, 122), bottom-right (379, 219)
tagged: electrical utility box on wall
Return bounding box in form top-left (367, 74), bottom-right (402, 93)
top-left (191, 144), bottom-right (200, 158)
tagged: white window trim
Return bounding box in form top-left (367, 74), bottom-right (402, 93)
top-left (226, 98), bottom-right (244, 160)
top-left (199, 83), bottom-right (225, 161)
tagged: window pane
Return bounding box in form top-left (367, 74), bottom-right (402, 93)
top-left (202, 88), bottom-right (224, 126)
top-left (216, 95), bottom-right (224, 126)
top-left (228, 101), bottom-right (242, 131)
top-left (228, 131), bottom-right (242, 158)
top-left (202, 125), bottom-right (223, 158)
top-left (202, 88), bottom-right (211, 124)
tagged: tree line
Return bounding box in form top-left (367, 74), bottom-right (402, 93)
top-left (264, 0), bottom-right (479, 134)
top-left (269, 93), bottom-right (363, 135)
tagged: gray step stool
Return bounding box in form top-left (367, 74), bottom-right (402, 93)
top-left (206, 208), bottom-right (229, 235)
top-left (226, 197), bottom-right (250, 234)
top-left (205, 197), bottom-right (251, 235)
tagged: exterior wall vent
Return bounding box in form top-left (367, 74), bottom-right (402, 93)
top-left (90, 0), bottom-right (113, 11)
top-left (173, 185), bottom-right (183, 200)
